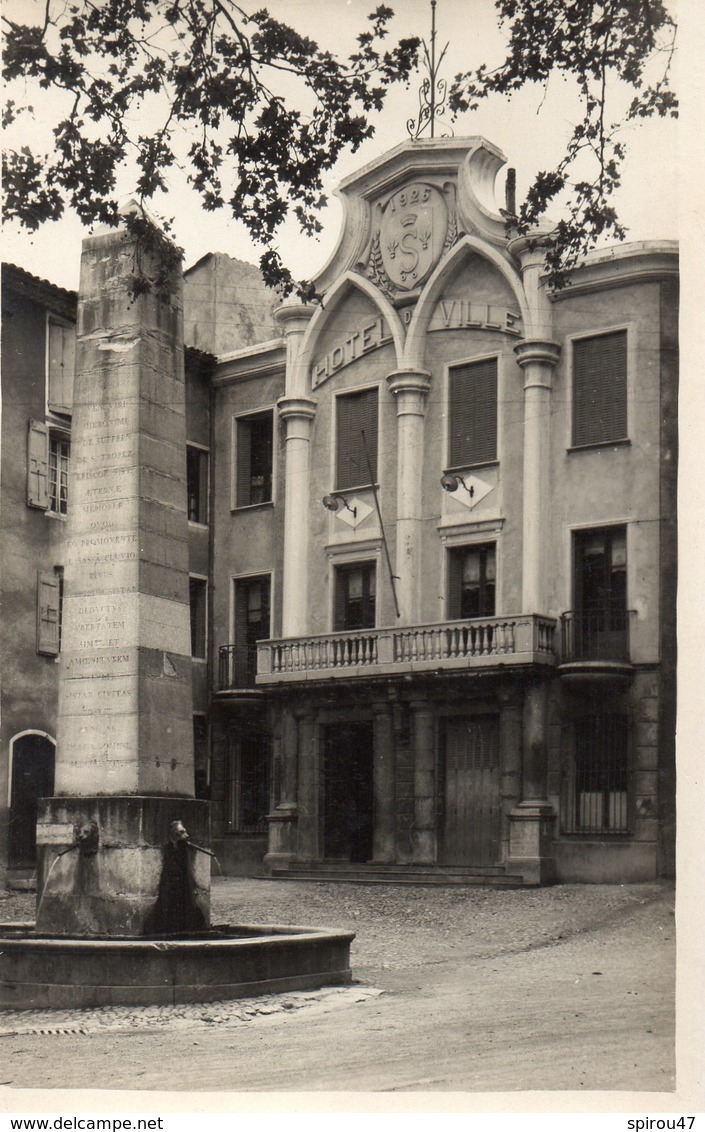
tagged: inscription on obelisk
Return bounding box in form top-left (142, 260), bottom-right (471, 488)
top-left (36, 219), bottom-right (210, 935)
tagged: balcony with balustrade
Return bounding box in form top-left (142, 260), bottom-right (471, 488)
top-left (219, 613), bottom-right (558, 689)
top-left (558, 609), bottom-right (635, 688)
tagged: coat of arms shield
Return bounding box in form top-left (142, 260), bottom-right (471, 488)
top-left (379, 182), bottom-right (448, 291)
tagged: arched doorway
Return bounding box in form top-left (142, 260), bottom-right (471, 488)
top-left (8, 732), bottom-right (55, 869)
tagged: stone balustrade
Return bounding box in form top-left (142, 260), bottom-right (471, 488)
top-left (247, 614), bottom-right (556, 687)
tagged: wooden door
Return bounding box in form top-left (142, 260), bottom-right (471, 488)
top-left (323, 722), bottom-right (374, 862)
top-left (442, 716), bottom-right (500, 867)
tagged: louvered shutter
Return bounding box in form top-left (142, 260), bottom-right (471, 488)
top-left (234, 579), bottom-right (250, 685)
top-left (336, 388), bottom-right (378, 489)
top-left (449, 359), bottom-right (497, 467)
top-left (573, 331), bottom-right (627, 446)
top-left (37, 570), bottom-right (60, 655)
top-left (358, 389), bottom-right (378, 484)
top-left (336, 395), bottom-right (353, 489)
top-left (236, 418), bottom-right (252, 507)
top-left (27, 420), bottom-right (49, 509)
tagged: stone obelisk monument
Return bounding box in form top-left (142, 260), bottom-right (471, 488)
top-left (35, 215), bottom-right (210, 936)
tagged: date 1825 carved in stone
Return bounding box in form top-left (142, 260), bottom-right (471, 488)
top-left (378, 182), bottom-right (449, 292)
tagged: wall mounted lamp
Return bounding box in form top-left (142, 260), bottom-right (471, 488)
top-left (322, 493), bottom-right (357, 518)
top-left (440, 473), bottom-right (474, 498)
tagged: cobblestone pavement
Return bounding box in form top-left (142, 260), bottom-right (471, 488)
top-left (0, 878), bottom-right (673, 1029)
top-left (0, 878), bottom-right (676, 1093)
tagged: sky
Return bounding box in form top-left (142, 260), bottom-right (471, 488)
top-left (2, 0), bottom-right (684, 293)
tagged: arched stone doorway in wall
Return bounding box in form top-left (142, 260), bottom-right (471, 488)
top-left (8, 732), bottom-right (55, 869)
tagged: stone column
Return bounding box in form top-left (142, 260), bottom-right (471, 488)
top-left (275, 301), bottom-right (317, 639)
top-left (295, 708), bottom-right (319, 862)
top-left (386, 371), bottom-right (431, 624)
top-left (372, 703), bottom-right (395, 863)
top-left (36, 220), bottom-right (209, 935)
top-left (507, 679), bottom-right (556, 884)
top-left (514, 339), bottom-right (561, 614)
top-left (265, 703), bottom-right (298, 871)
top-left (411, 704), bottom-right (436, 863)
top-left (498, 691), bottom-right (523, 859)
top-left (278, 398), bottom-right (317, 637)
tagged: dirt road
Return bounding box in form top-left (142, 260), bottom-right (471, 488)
top-left (0, 880), bottom-right (675, 1093)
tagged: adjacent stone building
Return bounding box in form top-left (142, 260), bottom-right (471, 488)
top-left (1, 135), bottom-right (678, 888)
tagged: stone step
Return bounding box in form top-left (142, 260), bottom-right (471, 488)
top-left (285, 860), bottom-right (508, 875)
top-left (269, 866), bottom-right (525, 887)
top-left (6, 870), bottom-right (37, 892)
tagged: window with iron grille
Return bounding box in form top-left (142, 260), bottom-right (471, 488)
top-left (235, 411), bottom-right (273, 507)
top-left (561, 714), bottom-right (631, 834)
top-left (572, 330), bottom-right (627, 447)
top-left (187, 445), bottom-right (209, 524)
top-left (336, 387), bottom-right (378, 490)
top-left (233, 575), bottom-right (271, 686)
top-left (448, 358), bottom-right (497, 469)
top-left (570, 526), bottom-right (628, 661)
top-left (227, 728), bottom-right (271, 833)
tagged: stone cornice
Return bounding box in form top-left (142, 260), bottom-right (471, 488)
top-left (549, 242), bottom-right (678, 301)
top-left (212, 338), bottom-right (285, 387)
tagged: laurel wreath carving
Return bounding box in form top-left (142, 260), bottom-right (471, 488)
top-left (443, 209), bottom-right (459, 253)
top-left (363, 230), bottom-right (395, 296)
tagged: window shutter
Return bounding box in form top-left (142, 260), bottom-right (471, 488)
top-left (573, 331), bottom-right (627, 446)
top-left (47, 320), bottom-right (75, 416)
top-left (336, 396), bottom-right (353, 489)
top-left (235, 418), bottom-right (252, 507)
top-left (336, 388), bottom-right (378, 490)
top-left (234, 579), bottom-right (250, 685)
top-left (27, 420), bottom-right (49, 509)
top-left (359, 390), bottom-right (378, 484)
top-left (449, 359), bottom-right (497, 467)
top-left (37, 570), bottom-right (61, 655)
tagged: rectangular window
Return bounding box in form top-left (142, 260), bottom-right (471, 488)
top-left (448, 358), bottom-right (497, 468)
top-left (28, 423), bottom-right (70, 514)
top-left (47, 317), bottom-right (75, 417)
top-left (235, 411), bottom-right (273, 507)
top-left (48, 432), bottom-right (70, 515)
top-left (334, 562), bottom-right (376, 631)
top-left (336, 388), bottom-right (378, 490)
top-left (228, 729), bottom-right (271, 833)
top-left (233, 575), bottom-right (271, 687)
top-left (37, 567), bottom-right (63, 656)
top-left (561, 715), bottom-right (630, 834)
top-left (447, 543), bottom-right (496, 619)
top-left (570, 526), bottom-right (628, 661)
top-left (186, 445), bottom-right (209, 524)
top-left (189, 577), bottom-right (207, 659)
top-left (572, 330), bottom-right (627, 447)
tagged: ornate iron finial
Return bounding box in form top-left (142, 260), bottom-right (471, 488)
top-left (407, 0), bottom-right (453, 140)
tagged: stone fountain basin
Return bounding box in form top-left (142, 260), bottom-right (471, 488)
top-left (0, 923), bottom-right (355, 1009)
